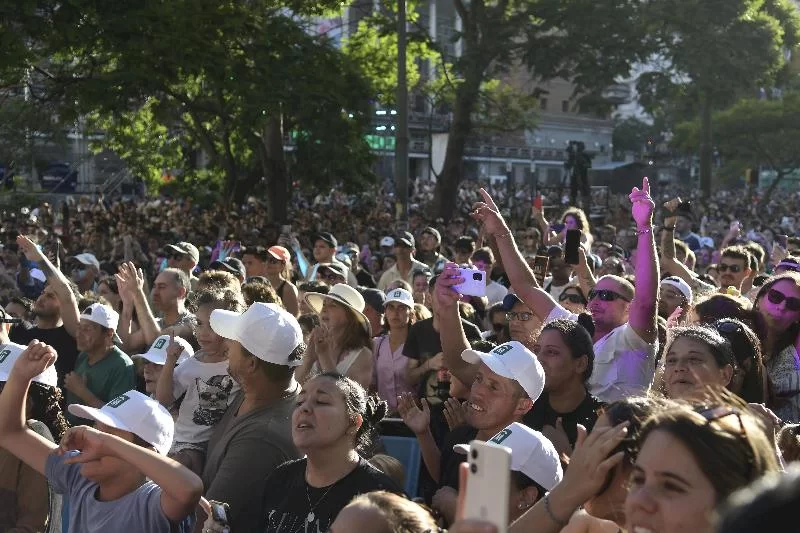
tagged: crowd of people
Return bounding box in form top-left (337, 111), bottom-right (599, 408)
top-left (0, 176), bottom-right (799, 533)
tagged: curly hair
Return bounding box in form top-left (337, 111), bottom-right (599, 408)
top-left (241, 280), bottom-right (281, 307)
top-left (561, 207), bottom-right (591, 232)
top-left (28, 382), bottom-right (69, 443)
top-left (318, 372), bottom-right (387, 457)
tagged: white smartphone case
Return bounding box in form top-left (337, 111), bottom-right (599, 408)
top-left (462, 440), bottom-right (511, 532)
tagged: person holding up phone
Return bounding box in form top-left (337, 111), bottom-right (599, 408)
top-left (0, 342), bottom-right (203, 532)
top-left (471, 178), bottom-right (660, 403)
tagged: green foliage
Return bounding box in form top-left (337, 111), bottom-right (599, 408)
top-left (612, 117), bottom-right (662, 160)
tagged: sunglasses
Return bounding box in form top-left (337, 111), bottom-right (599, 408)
top-left (505, 311), bottom-right (535, 322)
top-left (559, 292), bottom-right (587, 305)
top-left (696, 406), bottom-right (754, 478)
top-left (587, 289), bottom-right (630, 302)
top-left (714, 320), bottom-right (745, 335)
top-left (717, 263), bottom-right (742, 273)
top-left (767, 289), bottom-right (800, 312)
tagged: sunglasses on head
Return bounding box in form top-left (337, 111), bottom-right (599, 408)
top-left (767, 288), bottom-right (800, 312)
top-left (714, 320), bottom-right (745, 335)
top-left (696, 406), bottom-right (754, 478)
top-left (717, 263), bottom-right (742, 273)
top-left (505, 311), bottom-right (534, 322)
top-left (559, 292), bottom-right (587, 305)
top-left (587, 289), bottom-right (630, 302)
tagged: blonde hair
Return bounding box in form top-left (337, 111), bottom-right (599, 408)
top-left (413, 304), bottom-right (432, 321)
top-left (345, 491), bottom-right (437, 533)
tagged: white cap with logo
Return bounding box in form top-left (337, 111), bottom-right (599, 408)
top-left (0, 342), bottom-right (58, 388)
top-left (461, 341), bottom-right (545, 402)
top-left (210, 303), bottom-right (304, 367)
top-left (384, 288), bottom-right (414, 308)
top-left (455, 422), bottom-right (563, 490)
top-left (81, 303), bottom-right (120, 331)
top-left (132, 334), bottom-right (194, 366)
top-left (68, 390), bottom-right (174, 455)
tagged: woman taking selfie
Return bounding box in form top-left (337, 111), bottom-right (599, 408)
top-left (753, 272), bottom-right (800, 422)
top-left (258, 373), bottom-right (401, 532)
top-left (298, 284), bottom-right (375, 389)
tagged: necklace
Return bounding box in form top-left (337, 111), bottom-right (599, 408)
top-left (305, 480), bottom-right (336, 524)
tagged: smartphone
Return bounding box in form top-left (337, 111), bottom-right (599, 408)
top-left (209, 500), bottom-right (231, 532)
top-left (454, 267), bottom-right (487, 297)
top-left (463, 440), bottom-right (511, 532)
top-left (533, 195), bottom-right (543, 210)
top-left (532, 255), bottom-right (549, 286)
top-left (550, 223), bottom-right (565, 234)
top-left (564, 229), bottom-right (581, 265)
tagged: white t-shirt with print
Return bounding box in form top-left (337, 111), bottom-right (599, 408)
top-left (545, 306), bottom-right (657, 403)
top-left (171, 354), bottom-right (240, 444)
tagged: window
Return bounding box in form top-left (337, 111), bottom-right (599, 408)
top-left (562, 100), bottom-right (569, 112)
top-left (539, 98), bottom-right (548, 110)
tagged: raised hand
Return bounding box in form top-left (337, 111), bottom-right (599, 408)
top-left (470, 188), bottom-right (510, 236)
top-left (10, 341), bottom-right (57, 382)
top-left (16, 235), bottom-right (46, 263)
top-left (541, 417), bottom-right (572, 459)
top-left (629, 176), bottom-right (655, 228)
top-left (60, 426), bottom-right (110, 463)
top-left (443, 397), bottom-right (467, 430)
top-left (557, 422), bottom-right (629, 502)
top-left (165, 329), bottom-right (184, 364)
top-left (397, 392), bottom-right (431, 436)
top-left (434, 263), bottom-right (465, 312)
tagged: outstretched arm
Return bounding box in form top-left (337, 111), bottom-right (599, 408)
top-left (628, 178), bottom-right (659, 343)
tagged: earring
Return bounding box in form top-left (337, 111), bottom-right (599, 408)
top-left (517, 502), bottom-right (528, 510)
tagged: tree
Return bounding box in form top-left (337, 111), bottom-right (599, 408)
top-left (0, 0), bottom-right (377, 222)
top-left (638, 0), bottom-right (800, 197)
top-left (672, 93), bottom-right (800, 204)
top-left (425, 0), bottom-right (652, 220)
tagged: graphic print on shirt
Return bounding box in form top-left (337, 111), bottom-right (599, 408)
top-left (192, 375), bottom-right (235, 426)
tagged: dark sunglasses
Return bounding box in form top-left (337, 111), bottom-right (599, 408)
top-left (696, 406), bottom-right (754, 478)
top-left (505, 311), bottom-right (535, 322)
top-left (767, 288), bottom-right (800, 312)
top-left (717, 263), bottom-right (742, 273)
top-left (714, 320), bottom-right (745, 335)
top-left (588, 289), bottom-right (630, 302)
top-left (559, 292), bottom-right (587, 305)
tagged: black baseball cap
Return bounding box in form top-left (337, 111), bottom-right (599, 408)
top-left (209, 257), bottom-right (246, 279)
top-left (502, 293), bottom-right (523, 311)
top-left (359, 288), bottom-right (387, 314)
top-left (395, 231), bottom-right (415, 248)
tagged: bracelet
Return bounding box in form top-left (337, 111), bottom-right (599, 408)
top-left (543, 493), bottom-right (569, 527)
top-left (635, 226), bottom-right (653, 236)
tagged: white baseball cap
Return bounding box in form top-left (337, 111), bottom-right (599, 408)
top-left (461, 341), bottom-right (545, 402)
top-left (68, 390), bottom-right (174, 455)
top-left (133, 334), bottom-right (194, 366)
top-left (72, 253), bottom-right (100, 270)
top-left (384, 288), bottom-right (414, 309)
top-left (0, 342), bottom-right (58, 388)
top-left (455, 422), bottom-right (563, 490)
top-left (80, 303), bottom-right (119, 331)
top-left (660, 276), bottom-right (693, 304)
top-left (210, 303), bottom-right (304, 367)
top-left (380, 236), bottom-right (395, 247)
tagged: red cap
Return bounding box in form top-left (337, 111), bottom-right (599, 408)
top-left (267, 246), bottom-right (291, 263)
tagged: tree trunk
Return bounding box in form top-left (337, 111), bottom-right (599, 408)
top-left (432, 70), bottom-right (483, 221)
top-left (262, 115), bottom-right (289, 223)
top-left (699, 93), bottom-right (713, 198)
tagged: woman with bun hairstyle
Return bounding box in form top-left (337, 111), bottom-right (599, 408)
top-left (258, 373), bottom-right (403, 532)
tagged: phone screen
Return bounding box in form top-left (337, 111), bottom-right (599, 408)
top-left (564, 229), bottom-right (581, 265)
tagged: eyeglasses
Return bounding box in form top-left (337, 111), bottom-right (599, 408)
top-left (717, 263), bottom-right (743, 273)
top-left (587, 289), bottom-right (630, 302)
top-left (559, 292), bottom-right (587, 305)
top-left (767, 288), bottom-right (800, 312)
top-left (696, 406), bottom-right (754, 479)
top-left (505, 311), bottom-right (535, 322)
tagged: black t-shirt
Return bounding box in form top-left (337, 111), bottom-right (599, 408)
top-left (403, 317), bottom-right (482, 402)
top-left (523, 391), bottom-right (604, 449)
top-left (11, 324), bottom-right (78, 383)
top-left (259, 457), bottom-right (403, 533)
top-left (439, 424), bottom-right (478, 491)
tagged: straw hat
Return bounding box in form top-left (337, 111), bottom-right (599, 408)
top-left (304, 284), bottom-right (371, 335)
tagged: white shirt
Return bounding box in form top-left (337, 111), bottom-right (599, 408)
top-left (485, 280), bottom-right (509, 306)
top-left (546, 306), bottom-right (657, 403)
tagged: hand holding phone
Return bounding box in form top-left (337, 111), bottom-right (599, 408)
top-left (564, 229), bottom-right (581, 265)
top-left (453, 268), bottom-right (487, 297)
top-left (532, 256), bottom-right (549, 287)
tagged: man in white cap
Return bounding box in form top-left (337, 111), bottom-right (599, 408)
top-left (455, 422), bottom-right (563, 522)
top-left (659, 276), bottom-right (692, 322)
top-left (166, 241), bottom-right (200, 290)
top-left (12, 236), bottom-right (80, 383)
top-left (201, 303), bottom-right (305, 532)
top-left (0, 342), bottom-right (202, 532)
top-left (69, 252), bottom-right (101, 293)
top-left (64, 303), bottom-right (135, 425)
